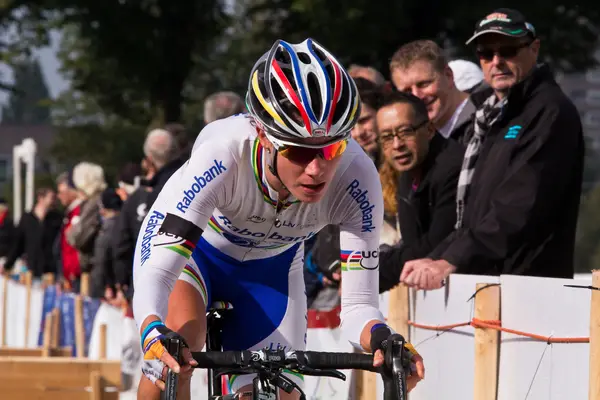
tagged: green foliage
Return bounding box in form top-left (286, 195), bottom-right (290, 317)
top-left (247, 0), bottom-right (600, 79)
top-left (50, 123), bottom-right (146, 184)
top-left (2, 57), bottom-right (51, 124)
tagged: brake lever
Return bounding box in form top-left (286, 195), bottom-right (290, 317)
top-left (383, 334), bottom-right (409, 400)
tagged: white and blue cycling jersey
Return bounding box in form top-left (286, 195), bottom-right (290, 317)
top-left (132, 114), bottom-right (385, 389)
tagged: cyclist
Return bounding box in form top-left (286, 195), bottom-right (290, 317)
top-left (133, 38), bottom-right (425, 399)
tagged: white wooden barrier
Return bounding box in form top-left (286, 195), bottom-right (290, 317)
top-left (1, 273), bottom-right (597, 399)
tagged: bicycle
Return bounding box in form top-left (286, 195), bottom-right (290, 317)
top-left (162, 301), bottom-right (412, 400)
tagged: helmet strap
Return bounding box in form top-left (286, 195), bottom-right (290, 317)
top-left (267, 149), bottom-right (289, 193)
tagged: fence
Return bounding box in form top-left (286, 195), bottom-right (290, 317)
top-left (0, 271), bottom-right (598, 399)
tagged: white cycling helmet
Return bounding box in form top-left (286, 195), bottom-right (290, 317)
top-left (246, 38), bottom-right (360, 148)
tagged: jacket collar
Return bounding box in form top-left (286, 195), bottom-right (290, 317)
top-left (470, 63), bottom-right (556, 108)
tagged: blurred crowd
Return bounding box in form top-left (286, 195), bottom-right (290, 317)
top-left (0, 8), bottom-right (586, 314)
top-left (0, 91), bottom-right (246, 308)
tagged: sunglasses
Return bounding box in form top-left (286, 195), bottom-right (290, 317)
top-left (278, 139), bottom-right (348, 163)
top-left (476, 41), bottom-right (532, 61)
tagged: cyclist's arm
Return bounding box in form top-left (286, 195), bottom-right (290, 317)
top-left (334, 155), bottom-right (387, 352)
top-left (132, 125), bottom-right (238, 336)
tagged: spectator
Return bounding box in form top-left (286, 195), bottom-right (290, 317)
top-left (390, 40), bottom-right (475, 144)
top-left (1, 188), bottom-right (62, 278)
top-left (116, 162), bottom-right (142, 202)
top-left (56, 171), bottom-right (83, 286)
top-left (348, 64), bottom-right (389, 89)
top-left (376, 91), bottom-right (464, 292)
top-left (91, 188), bottom-right (123, 300)
top-left (351, 78), bottom-right (382, 164)
top-left (0, 198), bottom-right (15, 264)
top-left (67, 162), bottom-right (107, 290)
top-left (448, 59), bottom-right (484, 93)
top-left (164, 122), bottom-right (194, 162)
top-left (112, 128), bottom-right (180, 297)
top-left (401, 8), bottom-right (585, 289)
top-left (203, 91), bottom-right (246, 124)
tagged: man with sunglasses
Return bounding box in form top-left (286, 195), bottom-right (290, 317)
top-left (132, 38), bottom-right (424, 400)
top-left (400, 8), bottom-right (585, 290)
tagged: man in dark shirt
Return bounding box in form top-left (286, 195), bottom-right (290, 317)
top-left (401, 9), bottom-right (584, 289)
top-left (377, 91), bottom-right (464, 292)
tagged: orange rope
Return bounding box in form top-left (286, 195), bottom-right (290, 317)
top-left (408, 318), bottom-right (589, 344)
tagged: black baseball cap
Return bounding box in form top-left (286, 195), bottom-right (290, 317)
top-left (466, 8), bottom-right (536, 45)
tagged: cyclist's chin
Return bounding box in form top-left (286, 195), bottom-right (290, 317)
top-left (291, 182), bottom-right (328, 203)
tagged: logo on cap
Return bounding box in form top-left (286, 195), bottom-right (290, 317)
top-left (313, 128), bottom-right (326, 137)
top-left (480, 12), bottom-right (511, 26)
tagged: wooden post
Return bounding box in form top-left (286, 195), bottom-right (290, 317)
top-left (51, 308), bottom-right (60, 349)
top-left (1, 276), bottom-right (8, 346)
top-left (589, 270), bottom-right (600, 400)
top-left (90, 371), bottom-right (102, 400)
top-left (355, 365), bottom-right (378, 400)
top-left (23, 271), bottom-right (32, 346)
top-left (388, 283), bottom-right (410, 339)
top-left (80, 273), bottom-right (90, 296)
top-left (41, 312), bottom-right (54, 357)
top-left (74, 295), bottom-right (86, 358)
top-left (473, 283), bottom-right (501, 400)
top-left (99, 324), bottom-right (107, 360)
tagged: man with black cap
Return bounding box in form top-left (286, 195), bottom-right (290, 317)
top-left (400, 8), bottom-right (585, 288)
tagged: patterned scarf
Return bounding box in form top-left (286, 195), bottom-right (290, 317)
top-left (455, 93), bottom-right (507, 229)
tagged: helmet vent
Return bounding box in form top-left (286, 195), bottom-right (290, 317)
top-left (298, 52), bottom-right (311, 64)
top-left (307, 72), bottom-right (322, 119)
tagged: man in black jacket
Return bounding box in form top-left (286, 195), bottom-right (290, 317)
top-left (377, 91), bottom-right (464, 292)
top-left (112, 128), bottom-right (182, 294)
top-left (401, 8), bottom-right (585, 289)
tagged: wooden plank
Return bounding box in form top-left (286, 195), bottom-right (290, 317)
top-left (51, 307), bottom-right (60, 348)
top-left (0, 357), bottom-right (122, 389)
top-left (90, 371), bottom-right (102, 400)
top-left (2, 276), bottom-right (8, 346)
top-left (2, 388), bottom-right (118, 400)
top-left (0, 346), bottom-right (72, 357)
top-left (473, 283), bottom-right (500, 400)
top-left (589, 270), bottom-right (600, 400)
top-left (75, 295), bottom-right (85, 358)
top-left (42, 311), bottom-right (54, 357)
top-left (387, 283), bottom-right (410, 339)
top-left (99, 324), bottom-right (107, 359)
top-left (24, 271), bottom-right (32, 342)
top-left (80, 273), bottom-right (90, 297)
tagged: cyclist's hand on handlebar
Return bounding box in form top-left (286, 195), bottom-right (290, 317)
top-left (141, 322), bottom-right (198, 390)
top-left (370, 325), bottom-right (425, 393)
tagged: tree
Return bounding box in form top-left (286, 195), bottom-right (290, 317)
top-left (2, 57), bottom-right (51, 124)
top-left (245, 1), bottom-right (600, 79)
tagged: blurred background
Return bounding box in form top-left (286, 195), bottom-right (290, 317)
top-left (0, 0), bottom-right (599, 272)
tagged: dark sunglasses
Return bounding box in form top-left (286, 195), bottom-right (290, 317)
top-left (476, 41), bottom-right (532, 61)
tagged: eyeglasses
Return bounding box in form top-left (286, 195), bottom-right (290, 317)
top-left (379, 121), bottom-right (428, 148)
top-left (476, 41), bottom-right (532, 61)
top-left (278, 139), bottom-right (348, 163)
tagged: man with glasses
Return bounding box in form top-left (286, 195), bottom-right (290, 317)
top-left (377, 91), bottom-right (464, 292)
top-left (401, 8), bottom-right (585, 290)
